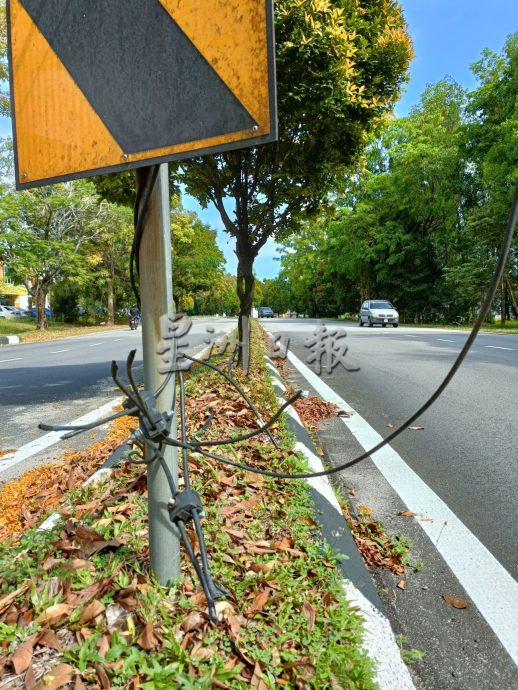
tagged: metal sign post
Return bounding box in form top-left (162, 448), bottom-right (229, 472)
top-left (137, 164), bottom-right (180, 584)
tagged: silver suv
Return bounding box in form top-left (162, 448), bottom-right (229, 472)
top-left (359, 300), bottom-right (399, 327)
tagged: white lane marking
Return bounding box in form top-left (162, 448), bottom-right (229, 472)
top-left (267, 362), bottom-right (416, 690)
top-left (89, 342), bottom-right (103, 347)
top-left (485, 345), bottom-right (515, 351)
top-left (343, 582), bottom-right (416, 690)
top-left (403, 334), bottom-right (418, 338)
top-left (0, 397), bottom-right (124, 474)
top-left (437, 339), bottom-right (455, 343)
top-left (286, 349), bottom-right (518, 666)
top-left (49, 349), bottom-right (72, 354)
top-left (112, 339), bottom-right (122, 342)
top-left (0, 357), bottom-right (23, 363)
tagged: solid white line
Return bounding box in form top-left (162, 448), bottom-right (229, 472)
top-left (437, 339), bottom-right (455, 343)
top-left (267, 361), bottom-right (415, 689)
top-left (49, 349), bottom-right (72, 354)
top-left (485, 345), bottom-right (515, 351)
top-left (0, 357), bottom-right (23, 363)
top-left (286, 349), bottom-right (518, 666)
top-left (0, 397), bottom-right (124, 474)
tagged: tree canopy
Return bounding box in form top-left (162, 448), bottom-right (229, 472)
top-left (176, 0), bottom-right (413, 322)
top-left (279, 33), bottom-right (518, 323)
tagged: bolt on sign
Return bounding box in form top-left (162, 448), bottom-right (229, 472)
top-left (7, 0), bottom-right (277, 190)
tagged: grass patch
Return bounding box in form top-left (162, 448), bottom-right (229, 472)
top-left (0, 318), bottom-right (123, 344)
top-left (0, 322), bottom-right (377, 689)
top-left (400, 320), bottom-right (518, 334)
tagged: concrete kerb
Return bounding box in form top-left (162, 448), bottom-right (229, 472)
top-left (264, 356), bottom-right (416, 690)
top-left (0, 335), bottom-right (20, 345)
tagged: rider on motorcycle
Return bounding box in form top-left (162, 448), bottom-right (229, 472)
top-left (129, 304), bottom-right (141, 329)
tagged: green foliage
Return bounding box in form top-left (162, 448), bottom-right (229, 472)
top-left (279, 35), bottom-right (518, 322)
top-left (170, 197), bottom-right (225, 312)
top-left (177, 0), bottom-right (412, 318)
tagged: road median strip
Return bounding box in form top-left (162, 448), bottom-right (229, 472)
top-left (0, 322), bottom-right (402, 689)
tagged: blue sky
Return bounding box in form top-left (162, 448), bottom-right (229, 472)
top-left (2, 1), bottom-right (517, 279)
top-left (186, 0), bottom-right (518, 279)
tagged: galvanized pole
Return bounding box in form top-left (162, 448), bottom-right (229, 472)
top-left (137, 163), bottom-right (180, 584)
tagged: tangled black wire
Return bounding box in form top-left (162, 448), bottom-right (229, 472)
top-left (40, 176), bottom-right (518, 620)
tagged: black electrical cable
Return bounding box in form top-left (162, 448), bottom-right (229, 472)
top-left (178, 371), bottom-right (191, 491)
top-left (130, 165), bottom-right (160, 307)
top-left (188, 390), bottom-right (302, 447)
top-left (184, 354), bottom-right (280, 448)
top-left (160, 179), bottom-right (518, 480)
top-left (38, 406), bottom-right (137, 435)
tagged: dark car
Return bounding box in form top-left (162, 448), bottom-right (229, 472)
top-left (27, 307), bottom-right (53, 318)
top-left (258, 306), bottom-right (274, 318)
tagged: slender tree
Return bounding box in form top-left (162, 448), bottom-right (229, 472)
top-left (177, 0), bottom-right (412, 330)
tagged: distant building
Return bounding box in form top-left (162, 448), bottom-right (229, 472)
top-left (0, 260), bottom-right (29, 309)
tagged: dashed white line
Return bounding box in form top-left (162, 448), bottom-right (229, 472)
top-left (112, 339), bottom-right (122, 342)
top-left (286, 349), bottom-right (518, 666)
top-left (0, 357), bottom-right (23, 363)
top-left (485, 345), bottom-right (515, 351)
top-left (403, 334), bottom-right (418, 338)
top-left (0, 397), bottom-right (124, 473)
top-left (89, 342), bottom-right (103, 347)
top-left (49, 349), bottom-right (72, 354)
top-left (437, 338), bottom-right (455, 343)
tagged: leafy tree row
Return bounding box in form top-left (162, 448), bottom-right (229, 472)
top-left (0, 152), bottom-right (226, 328)
top-left (279, 34), bottom-right (518, 324)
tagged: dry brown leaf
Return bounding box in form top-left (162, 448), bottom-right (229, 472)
top-left (34, 663), bottom-right (74, 690)
top-left (105, 604), bottom-right (126, 632)
top-left (246, 590), bottom-right (269, 616)
top-left (215, 601), bottom-right (235, 622)
top-left (35, 603), bottom-right (71, 625)
top-left (95, 663), bottom-right (111, 690)
top-left (398, 510), bottom-right (417, 517)
top-left (302, 600), bottom-right (317, 632)
top-left (387, 423), bottom-right (397, 429)
top-left (226, 614), bottom-right (243, 639)
top-left (63, 559), bottom-right (95, 572)
top-left (98, 635), bottom-right (110, 658)
top-left (11, 637), bottom-right (35, 675)
top-left (180, 611), bottom-right (204, 633)
top-left (78, 599), bottom-right (105, 625)
top-left (250, 662), bottom-right (268, 690)
top-left (137, 622), bottom-right (159, 650)
top-left (397, 580), bottom-right (406, 590)
top-left (358, 505), bottom-right (372, 516)
top-left (442, 594), bottom-right (469, 609)
top-left (0, 585), bottom-right (29, 615)
top-left (25, 663), bottom-right (37, 690)
top-left (36, 630), bottom-right (61, 651)
top-left (74, 676), bottom-right (87, 690)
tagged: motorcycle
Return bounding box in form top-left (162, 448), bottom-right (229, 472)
top-left (129, 315), bottom-right (139, 330)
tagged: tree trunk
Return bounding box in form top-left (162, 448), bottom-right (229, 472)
top-left (501, 278), bottom-right (506, 327)
top-left (107, 249), bottom-right (115, 325)
top-left (236, 250), bottom-right (255, 324)
top-left (236, 248), bottom-right (255, 371)
top-left (36, 286), bottom-right (48, 330)
top-left (107, 278), bottom-right (115, 324)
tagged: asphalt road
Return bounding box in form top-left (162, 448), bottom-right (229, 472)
top-left (265, 318), bottom-right (518, 689)
top-left (265, 319), bottom-right (518, 579)
top-left (0, 317), bottom-right (235, 478)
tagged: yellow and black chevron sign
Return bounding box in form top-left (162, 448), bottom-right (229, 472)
top-left (7, 0), bottom-right (277, 189)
